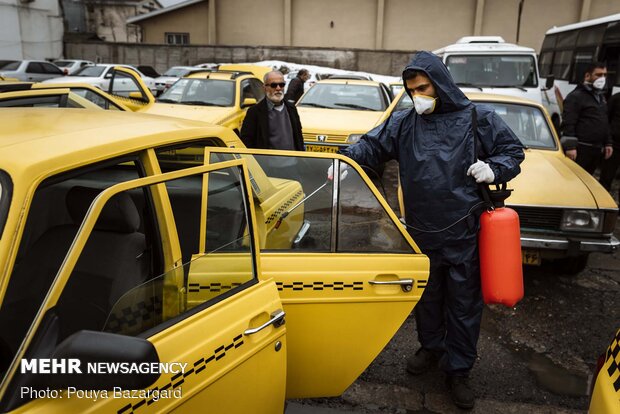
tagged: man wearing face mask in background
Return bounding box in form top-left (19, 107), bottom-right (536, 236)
top-left (561, 62), bottom-right (613, 174)
top-left (337, 51), bottom-right (524, 410)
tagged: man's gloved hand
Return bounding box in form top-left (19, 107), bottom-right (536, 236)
top-left (467, 160), bottom-right (495, 183)
top-left (327, 163), bottom-right (349, 181)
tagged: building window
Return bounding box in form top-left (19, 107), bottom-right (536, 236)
top-left (165, 32), bottom-right (189, 45)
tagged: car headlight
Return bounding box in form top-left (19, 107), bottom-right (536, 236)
top-left (560, 210), bottom-right (603, 232)
top-left (346, 134), bottom-right (363, 144)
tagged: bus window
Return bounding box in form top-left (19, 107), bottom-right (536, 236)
top-left (539, 51), bottom-right (553, 77)
top-left (577, 24), bottom-right (606, 46)
top-left (556, 31), bottom-right (578, 48)
top-left (571, 51), bottom-right (596, 83)
top-left (552, 50), bottom-right (572, 80)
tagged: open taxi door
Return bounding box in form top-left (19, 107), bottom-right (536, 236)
top-left (0, 160), bottom-right (287, 414)
top-left (206, 148), bottom-right (430, 398)
top-left (107, 66), bottom-right (156, 112)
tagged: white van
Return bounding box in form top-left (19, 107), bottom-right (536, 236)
top-left (433, 36), bottom-right (551, 106)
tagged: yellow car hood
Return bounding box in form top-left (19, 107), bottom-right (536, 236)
top-left (509, 150), bottom-right (608, 208)
top-left (297, 107), bottom-right (385, 134)
top-left (144, 102), bottom-right (236, 124)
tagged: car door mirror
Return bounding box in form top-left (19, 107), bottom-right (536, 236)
top-left (544, 75), bottom-right (555, 90)
top-left (48, 330), bottom-right (160, 390)
top-left (241, 97), bottom-right (257, 108)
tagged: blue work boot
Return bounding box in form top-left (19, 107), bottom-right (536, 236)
top-left (406, 348), bottom-right (438, 375)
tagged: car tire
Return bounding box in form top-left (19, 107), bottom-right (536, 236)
top-left (551, 254), bottom-right (589, 275)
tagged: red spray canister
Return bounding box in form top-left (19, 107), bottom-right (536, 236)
top-left (472, 106), bottom-right (523, 307)
top-left (478, 184), bottom-right (523, 307)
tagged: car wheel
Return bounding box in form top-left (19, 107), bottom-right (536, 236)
top-left (550, 254), bottom-right (589, 275)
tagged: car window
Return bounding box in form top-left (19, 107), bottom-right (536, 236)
top-left (42, 63), bottom-right (63, 75)
top-left (0, 160), bottom-right (144, 380)
top-left (0, 170), bottom-right (11, 240)
top-left (99, 165), bottom-right (256, 337)
top-left (483, 102), bottom-right (557, 149)
top-left (298, 83), bottom-right (386, 111)
top-left (26, 62), bottom-right (45, 74)
top-left (74, 65), bottom-right (106, 77)
top-left (0, 61), bottom-right (19, 70)
top-left (249, 78), bottom-right (265, 100)
top-left (163, 67), bottom-right (190, 77)
top-left (70, 88), bottom-right (123, 110)
top-left (214, 152), bottom-right (412, 253)
top-left (158, 78), bottom-right (235, 106)
top-left (446, 55), bottom-right (538, 88)
top-left (0, 95), bottom-right (67, 108)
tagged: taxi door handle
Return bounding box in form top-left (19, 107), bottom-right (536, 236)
top-left (243, 310), bottom-right (286, 336)
top-left (368, 278), bottom-right (414, 292)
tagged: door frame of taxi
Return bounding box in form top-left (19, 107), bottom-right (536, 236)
top-left (0, 159), bottom-right (287, 414)
top-left (206, 148), bottom-right (430, 398)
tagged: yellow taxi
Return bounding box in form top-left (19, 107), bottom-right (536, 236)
top-left (392, 90), bottom-right (619, 273)
top-left (120, 67), bottom-right (265, 134)
top-left (0, 108), bottom-right (429, 412)
top-left (296, 78), bottom-right (395, 153)
top-left (0, 82), bottom-right (130, 110)
top-left (589, 328), bottom-right (620, 413)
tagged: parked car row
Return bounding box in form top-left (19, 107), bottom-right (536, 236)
top-left (0, 63), bottom-right (618, 413)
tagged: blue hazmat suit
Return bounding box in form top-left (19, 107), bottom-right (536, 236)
top-left (341, 51), bottom-right (524, 375)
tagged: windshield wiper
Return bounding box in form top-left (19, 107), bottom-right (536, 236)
top-left (180, 101), bottom-right (225, 106)
top-left (334, 102), bottom-right (376, 111)
top-left (455, 82), bottom-right (483, 91)
top-left (156, 98), bottom-right (179, 103)
top-left (300, 102), bottom-right (331, 108)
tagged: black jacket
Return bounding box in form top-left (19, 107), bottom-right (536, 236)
top-left (341, 51), bottom-right (524, 249)
top-left (284, 77), bottom-right (305, 104)
top-left (609, 92), bottom-right (620, 148)
top-left (240, 98), bottom-right (305, 150)
top-left (561, 84), bottom-right (611, 149)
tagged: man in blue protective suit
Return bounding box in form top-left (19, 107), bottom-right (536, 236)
top-left (336, 51), bottom-right (524, 409)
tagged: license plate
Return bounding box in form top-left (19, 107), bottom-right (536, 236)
top-left (522, 249), bottom-right (541, 265)
top-left (306, 144), bottom-right (339, 153)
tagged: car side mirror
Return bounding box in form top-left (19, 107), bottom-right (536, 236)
top-left (241, 98), bottom-right (257, 108)
top-left (544, 75), bottom-right (555, 90)
top-left (48, 330), bottom-right (160, 390)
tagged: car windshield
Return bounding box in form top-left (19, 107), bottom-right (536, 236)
top-left (484, 102), bottom-right (555, 149)
top-left (163, 67), bottom-right (191, 77)
top-left (73, 66), bottom-right (107, 77)
top-left (0, 61), bottom-right (20, 71)
top-left (446, 55), bottom-right (538, 88)
top-left (157, 78), bottom-right (235, 106)
top-left (393, 95), bottom-right (556, 149)
top-left (298, 83), bottom-right (386, 111)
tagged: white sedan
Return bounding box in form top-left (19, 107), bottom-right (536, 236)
top-left (42, 64), bottom-right (156, 95)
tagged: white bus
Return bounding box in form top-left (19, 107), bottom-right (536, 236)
top-left (539, 13), bottom-right (620, 129)
top-left (433, 36), bottom-right (544, 104)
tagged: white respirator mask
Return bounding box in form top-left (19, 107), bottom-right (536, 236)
top-left (412, 94), bottom-right (437, 115)
top-left (592, 77), bottom-right (606, 90)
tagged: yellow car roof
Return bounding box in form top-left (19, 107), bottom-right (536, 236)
top-left (0, 109), bottom-right (234, 174)
top-left (187, 71), bottom-right (238, 80)
top-left (218, 64), bottom-right (270, 80)
top-left (317, 79), bottom-right (383, 87)
top-left (465, 92), bottom-right (544, 108)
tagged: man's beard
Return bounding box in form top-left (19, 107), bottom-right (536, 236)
top-left (268, 92), bottom-right (284, 105)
